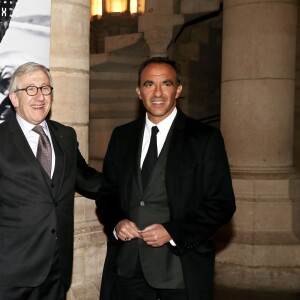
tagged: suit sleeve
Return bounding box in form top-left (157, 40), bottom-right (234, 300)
top-left (75, 143), bottom-right (102, 199)
top-left (163, 128), bottom-right (236, 255)
top-left (95, 130), bottom-right (124, 240)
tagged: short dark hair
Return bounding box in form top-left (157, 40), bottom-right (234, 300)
top-left (137, 57), bottom-right (181, 86)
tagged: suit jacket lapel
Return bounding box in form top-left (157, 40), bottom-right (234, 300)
top-left (8, 118), bottom-right (49, 188)
top-left (136, 111), bottom-right (187, 194)
top-left (135, 121), bottom-right (144, 194)
top-left (118, 118), bottom-right (145, 199)
top-left (47, 120), bottom-right (66, 197)
top-left (165, 111), bottom-right (187, 205)
top-left (143, 117), bottom-right (176, 193)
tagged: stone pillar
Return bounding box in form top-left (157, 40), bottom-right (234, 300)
top-left (138, 0), bottom-right (183, 57)
top-left (218, 0), bottom-right (300, 292)
top-left (294, 4), bottom-right (300, 169)
top-left (50, 0), bottom-right (105, 298)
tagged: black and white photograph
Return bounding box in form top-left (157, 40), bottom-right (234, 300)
top-left (0, 0), bottom-right (51, 122)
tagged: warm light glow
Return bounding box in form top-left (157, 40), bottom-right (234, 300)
top-left (129, 0), bottom-right (145, 14)
top-left (136, 0), bottom-right (145, 14)
top-left (90, 0), bottom-right (145, 16)
top-left (130, 0), bottom-right (138, 13)
top-left (90, 0), bottom-right (102, 17)
top-left (106, 0), bottom-right (127, 13)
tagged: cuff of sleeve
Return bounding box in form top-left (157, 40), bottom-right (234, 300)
top-left (169, 239), bottom-right (176, 246)
top-left (113, 228), bottom-right (118, 240)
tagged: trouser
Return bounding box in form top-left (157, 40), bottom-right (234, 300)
top-left (111, 274), bottom-right (187, 300)
top-left (0, 247), bottom-right (66, 300)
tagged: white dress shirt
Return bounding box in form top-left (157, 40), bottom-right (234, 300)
top-left (140, 107), bottom-right (177, 168)
top-left (16, 114), bottom-right (55, 178)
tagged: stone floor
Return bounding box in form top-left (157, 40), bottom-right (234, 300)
top-left (214, 286), bottom-right (300, 300)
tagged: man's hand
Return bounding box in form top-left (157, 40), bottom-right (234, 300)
top-left (140, 224), bottom-right (171, 247)
top-left (115, 219), bottom-right (141, 242)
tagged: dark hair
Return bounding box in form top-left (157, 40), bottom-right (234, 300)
top-left (137, 57), bottom-right (181, 86)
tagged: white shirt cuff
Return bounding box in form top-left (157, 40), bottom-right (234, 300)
top-left (169, 239), bottom-right (176, 246)
top-left (113, 228), bottom-right (118, 240)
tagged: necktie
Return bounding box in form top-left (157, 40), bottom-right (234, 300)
top-left (141, 126), bottom-right (159, 187)
top-left (32, 125), bottom-right (52, 177)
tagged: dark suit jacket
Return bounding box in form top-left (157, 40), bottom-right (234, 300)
top-left (0, 117), bottom-right (101, 288)
top-left (97, 110), bottom-right (235, 300)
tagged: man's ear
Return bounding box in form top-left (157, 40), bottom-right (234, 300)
top-left (136, 87), bottom-right (142, 100)
top-left (9, 92), bottom-right (18, 108)
top-left (175, 84), bottom-right (183, 99)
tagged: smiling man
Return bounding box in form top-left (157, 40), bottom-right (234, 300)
top-left (0, 62), bottom-right (102, 300)
top-left (97, 57), bottom-right (236, 300)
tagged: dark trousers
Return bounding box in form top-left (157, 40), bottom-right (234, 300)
top-left (0, 247), bottom-right (66, 300)
top-left (111, 275), bottom-right (187, 300)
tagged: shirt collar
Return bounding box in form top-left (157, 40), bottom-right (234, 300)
top-left (145, 107), bottom-right (177, 135)
top-left (16, 114), bottom-right (49, 136)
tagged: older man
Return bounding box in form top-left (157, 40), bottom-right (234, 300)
top-left (0, 62), bottom-right (101, 299)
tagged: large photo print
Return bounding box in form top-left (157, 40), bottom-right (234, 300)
top-left (0, 0), bottom-right (51, 122)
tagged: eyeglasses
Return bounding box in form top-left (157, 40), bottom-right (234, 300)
top-left (14, 85), bottom-right (53, 96)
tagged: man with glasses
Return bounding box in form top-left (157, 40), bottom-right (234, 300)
top-left (0, 62), bottom-right (102, 299)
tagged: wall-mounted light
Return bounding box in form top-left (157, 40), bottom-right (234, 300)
top-left (129, 0), bottom-right (145, 15)
top-left (90, 0), bottom-right (103, 18)
top-left (106, 0), bottom-right (127, 14)
top-left (90, 0), bottom-right (144, 18)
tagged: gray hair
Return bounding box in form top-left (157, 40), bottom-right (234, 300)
top-left (8, 62), bottom-right (53, 93)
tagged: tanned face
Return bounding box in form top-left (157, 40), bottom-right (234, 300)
top-left (136, 63), bottom-right (182, 124)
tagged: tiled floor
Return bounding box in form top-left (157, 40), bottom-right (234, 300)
top-left (214, 286), bottom-right (300, 300)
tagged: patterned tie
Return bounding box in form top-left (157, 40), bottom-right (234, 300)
top-left (32, 125), bottom-right (52, 177)
top-left (141, 126), bottom-right (159, 188)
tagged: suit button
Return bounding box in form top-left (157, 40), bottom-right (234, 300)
top-left (54, 202), bottom-right (58, 207)
top-left (51, 184), bottom-right (55, 188)
top-left (51, 229), bottom-right (56, 234)
top-left (140, 201), bottom-right (145, 206)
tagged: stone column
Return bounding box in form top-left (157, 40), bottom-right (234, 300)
top-left (218, 0), bottom-right (300, 292)
top-left (50, 0), bottom-right (105, 298)
top-left (294, 4), bottom-right (300, 168)
top-left (138, 0), bottom-right (183, 57)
